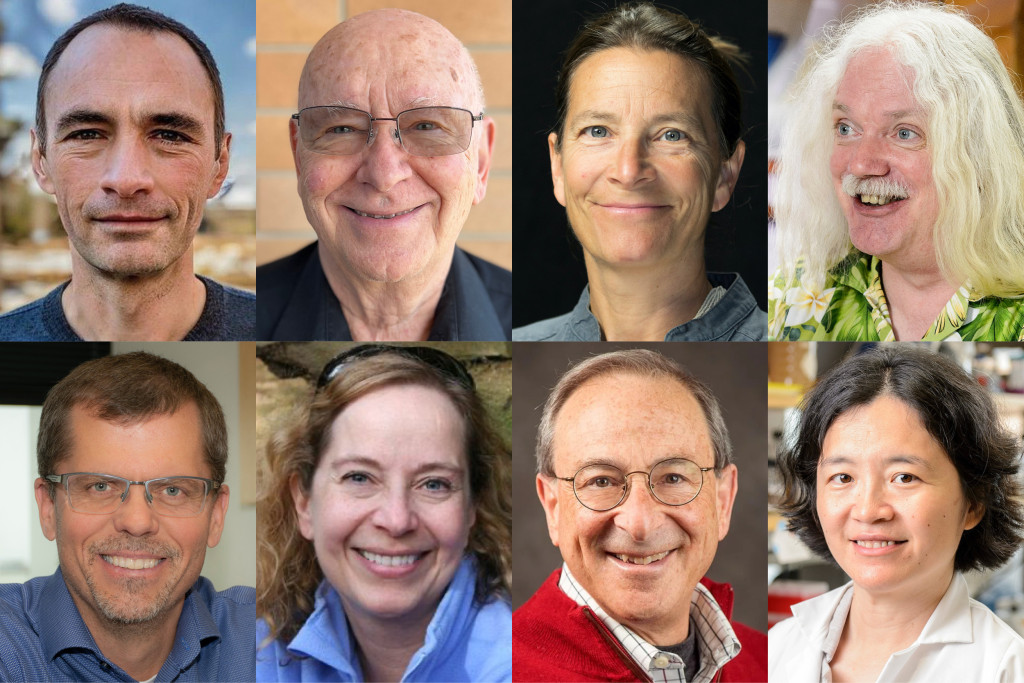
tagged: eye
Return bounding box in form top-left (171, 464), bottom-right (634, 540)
top-left (892, 473), bottom-right (917, 484)
top-left (583, 125), bottom-right (609, 139)
top-left (162, 486), bottom-right (182, 497)
top-left (896, 128), bottom-right (918, 141)
top-left (828, 473), bottom-right (853, 484)
top-left (659, 129), bottom-right (686, 142)
top-left (421, 478), bottom-right (454, 492)
top-left (91, 480), bottom-right (110, 492)
top-left (836, 122), bottom-right (853, 137)
top-left (66, 129), bottom-right (103, 141)
top-left (326, 126), bottom-right (356, 135)
top-left (341, 471), bottom-right (372, 485)
top-left (153, 130), bottom-right (188, 143)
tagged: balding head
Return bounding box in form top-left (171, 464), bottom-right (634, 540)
top-left (299, 9), bottom-right (484, 114)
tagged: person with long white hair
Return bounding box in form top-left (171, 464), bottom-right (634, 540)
top-left (768, 1), bottom-right (1024, 341)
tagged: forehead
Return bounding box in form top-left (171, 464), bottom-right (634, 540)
top-left (552, 371), bottom-right (712, 469)
top-left (300, 14), bottom-right (477, 111)
top-left (821, 395), bottom-right (947, 462)
top-left (566, 47), bottom-right (715, 125)
top-left (835, 48), bottom-right (923, 118)
top-left (43, 24), bottom-right (216, 128)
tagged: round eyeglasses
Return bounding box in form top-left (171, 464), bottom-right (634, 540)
top-left (555, 458), bottom-right (715, 512)
top-left (292, 105), bottom-right (484, 157)
top-left (45, 472), bottom-right (219, 518)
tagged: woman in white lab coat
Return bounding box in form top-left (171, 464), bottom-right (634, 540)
top-left (769, 345), bottom-right (1024, 682)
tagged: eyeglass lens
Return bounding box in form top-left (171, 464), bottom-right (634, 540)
top-left (64, 474), bottom-right (211, 517)
top-left (297, 106), bottom-right (474, 157)
top-left (572, 459), bottom-right (705, 511)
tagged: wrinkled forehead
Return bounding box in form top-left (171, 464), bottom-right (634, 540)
top-left (299, 10), bottom-right (479, 112)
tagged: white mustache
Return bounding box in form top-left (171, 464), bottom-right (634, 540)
top-left (841, 174), bottom-right (910, 200)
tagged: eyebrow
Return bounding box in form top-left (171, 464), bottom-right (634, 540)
top-left (53, 108), bottom-right (204, 137)
top-left (568, 109), bottom-right (703, 130)
top-left (832, 102), bottom-right (924, 121)
top-left (328, 456), bottom-right (464, 475)
top-left (819, 454), bottom-right (933, 469)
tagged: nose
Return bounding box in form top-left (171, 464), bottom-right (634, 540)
top-left (111, 483), bottom-right (159, 536)
top-left (611, 472), bottom-right (658, 541)
top-left (354, 119), bottom-right (413, 193)
top-left (608, 137), bottom-right (654, 188)
top-left (370, 486), bottom-right (419, 536)
top-left (847, 134), bottom-right (891, 178)
top-left (101, 136), bottom-right (155, 197)
top-left (851, 478), bottom-right (895, 523)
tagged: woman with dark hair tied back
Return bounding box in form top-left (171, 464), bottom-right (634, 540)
top-left (769, 345), bottom-right (1024, 681)
top-left (256, 345), bottom-right (512, 682)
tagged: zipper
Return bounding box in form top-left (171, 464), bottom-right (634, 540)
top-left (583, 608), bottom-right (653, 682)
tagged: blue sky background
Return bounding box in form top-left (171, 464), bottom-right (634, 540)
top-left (0, 0), bottom-right (256, 209)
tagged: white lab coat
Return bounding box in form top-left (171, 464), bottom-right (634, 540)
top-left (768, 573), bottom-right (1024, 682)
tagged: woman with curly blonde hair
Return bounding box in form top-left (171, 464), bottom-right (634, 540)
top-left (256, 345), bottom-right (511, 682)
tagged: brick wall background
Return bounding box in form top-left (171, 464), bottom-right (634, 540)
top-left (254, 0), bottom-right (513, 271)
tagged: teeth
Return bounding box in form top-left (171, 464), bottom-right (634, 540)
top-left (859, 194), bottom-right (898, 206)
top-left (102, 555), bottom-right (160, 570)
top-left (614, 550), bottom-right (671, 565)
top-left (359, 550), bottom-right (420, 567)
top-left (353, 207), bottom-right (417, 219)
top-left (855, 540), bottom-right (897, 548)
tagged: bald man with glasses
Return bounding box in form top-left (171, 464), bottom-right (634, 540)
top-left (257, 9), bottom-right (511, 341)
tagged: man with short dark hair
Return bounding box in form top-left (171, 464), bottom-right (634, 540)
top-left (0, 351), bottom-right (255, 682)
top-left (0, 3), bottom-right (255, 341)
top-left (513, 349), bottom-right (766, 682)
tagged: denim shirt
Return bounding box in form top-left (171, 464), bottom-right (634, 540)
top-left (513, 272), bottom-right (767, 341)
top-left (0, 568), bottom-right (257, 682)
top-left (256, 556), bottom-right (511, 682)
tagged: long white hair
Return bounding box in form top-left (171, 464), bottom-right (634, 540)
top-left (775, 1), bottom-right (1024, 296)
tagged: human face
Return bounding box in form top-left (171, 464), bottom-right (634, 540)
top-left (537, 372), bottom-right (737, 644)
top-left (30, 25), bottom-right (230, 279)
top-left (293, 384), bottom-right (475, 627)
top-left (34, 403), bottom-right (228, 630)
top-left (549, 48), bottom-right (744, 271)
top-left (830, 48), bottom-right (939, 271)
top-left (291, 11), bottom-right (495, 284)
top-left (816, 395), bottom-right (981, 601)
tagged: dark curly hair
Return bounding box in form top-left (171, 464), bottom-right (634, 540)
top-left (777, 344), bottom-right (1024, 572)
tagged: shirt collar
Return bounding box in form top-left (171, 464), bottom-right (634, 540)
top-left (557, 563), bottom-right (741, 683)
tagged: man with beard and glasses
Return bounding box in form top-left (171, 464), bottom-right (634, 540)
top-left (769, 2), bottom-right (1024, 341)
top-left (0, 352), bottom-right (255, 682)
top-left (0, 3), bottom-right (255, 341)
top-left (513, 349), bottom-right (766, 682)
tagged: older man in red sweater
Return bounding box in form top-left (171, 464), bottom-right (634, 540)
top-left (513, 349), bottom-right (767, 682)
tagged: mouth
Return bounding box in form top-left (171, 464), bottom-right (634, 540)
top-left (101, 554), bottom-right (163, 570)
top-left (853, 539), bottom-right (905, 549)
top-left (855, 194), bottom-right (906, 207)
top-left (347, 205), bottom-right (421, 220)
top-left (357, 550), bottom-right (425, 567)
top-left (610, 549), bottom-right (673, 566)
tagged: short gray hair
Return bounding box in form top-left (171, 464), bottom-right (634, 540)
top-left (535, 349), bottom-right (733, 476)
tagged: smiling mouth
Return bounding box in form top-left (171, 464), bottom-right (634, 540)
top-left (853, 540), bottom-right (905, 548)
top-left (857, 194), bottom-right (906, 206)
top-left (612, 550), bottom-right (672, 565)
top-left (358, 550), bottom-right (423, 567)
top-left (102, 555), bottom-right (162, 570)
top-left (350, 206), bottom-right (419, 219)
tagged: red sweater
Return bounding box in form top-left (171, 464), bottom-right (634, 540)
top-left (513, 570), bottom-right (767, 682)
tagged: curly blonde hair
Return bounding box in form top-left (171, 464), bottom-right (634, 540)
top-left (257, 352), bottom-right (511, 645)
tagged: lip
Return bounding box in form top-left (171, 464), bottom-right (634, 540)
top-left (607, 548), bottom-right (677, 569)
top-left (99, 553), bottom-right (166, 574)
top-left (593, 203), bottom-right (671, 216)
top-left (847, 194), bottom-right (908, 217)
top-left (849, 537), bottom-right (907, 556)
top-left (352, 547), bottom-right (428, 578)
top-left (344, 203), bottom-right (427, 224)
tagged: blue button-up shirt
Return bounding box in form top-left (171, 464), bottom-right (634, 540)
top-left (0, 568), bottom-right (256, 682)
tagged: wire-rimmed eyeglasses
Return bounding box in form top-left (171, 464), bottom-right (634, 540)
top-left (292, 105), bottom-right (484, 157)
top-left (45, 472), bottom-right (220, 518)
top-left (317, 344), bottom-right (475, 391)
top-left (554, 458), bottom-right (715, 512)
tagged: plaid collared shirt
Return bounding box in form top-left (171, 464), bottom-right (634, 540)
top-left (558, 563), bottom-right (742, 683)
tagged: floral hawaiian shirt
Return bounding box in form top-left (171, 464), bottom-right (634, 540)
top-left (768, 251), bottom-right (1024, 341)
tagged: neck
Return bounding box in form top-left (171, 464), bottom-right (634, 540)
top-left (628, 610), bottom-right (692, 648)
top-left (62, 252), bottom-right (205, 341)
top-left (73, 595), bottom-right (183, 681)
top-left (585, 250), bottom-right (710, 341)
top-left (318, 243), bottom-right (449, 341)
top-left (879, 260), bottom-right (958, 340)
top-left (842, 573), bottom-right (952, 660)
top-left (346, 606), bottom-right (435, 683)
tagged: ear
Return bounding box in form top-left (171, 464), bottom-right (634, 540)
top-left (34, 478), bottom-right (57, 541)
top-left (472, 116), bottom-right (497, 204)
top-left (536, 474), bottom-right (562, 547)
top-left (206, 132), bottom-right (232, 199)
top-left (964, 501), bottom-right (984, 531)
top-left (711, 140), bottom-right (745, 212)
top-left (205, 484), bottom-right (230, 548)
top-left (30, 129), bottom-right (56, 196)
top-left (714, 464), bottom-right (738, 541)
top-left (290, 473), bottom-right (315, 541)
top-left (290, 116), bottom-right (303, 176)
top-left (548, 132), bottom-right (567, 208)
